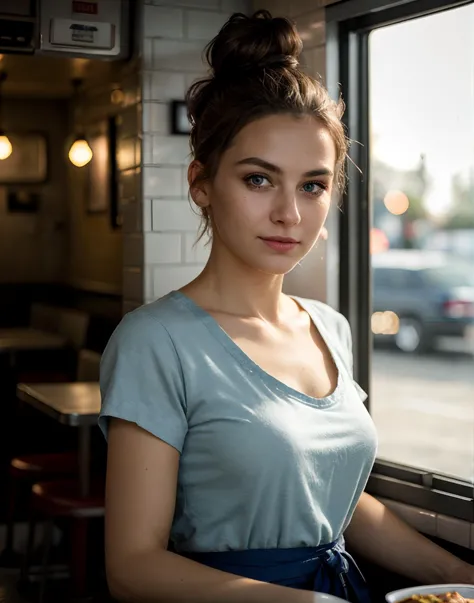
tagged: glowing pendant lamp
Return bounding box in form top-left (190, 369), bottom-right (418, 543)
top-left (0, 132), bottom-right (12, 160)
top-left (68, 78), bottom-right (92, 167)
top-left (0, 72), bottom-right (12, 160)
top-left (69, 135), bottom-right (93, 167)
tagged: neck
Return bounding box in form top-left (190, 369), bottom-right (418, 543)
top-left (187, 240), bottom-right (287, 322)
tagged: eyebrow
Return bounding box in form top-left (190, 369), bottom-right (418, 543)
top-left (235, 157), bottom-right (334, 178)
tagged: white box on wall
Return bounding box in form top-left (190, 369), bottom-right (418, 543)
top-left (39, 0), bottom-right (129, 59)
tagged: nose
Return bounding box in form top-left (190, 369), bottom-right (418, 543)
top-left (270, 189), bottom-right (301, 227)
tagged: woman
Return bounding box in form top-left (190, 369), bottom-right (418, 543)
top-left (99, 10), bottom-right (474, 603)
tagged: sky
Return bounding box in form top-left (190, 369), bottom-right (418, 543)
top-left (369, 3), bottom-right (474, 215)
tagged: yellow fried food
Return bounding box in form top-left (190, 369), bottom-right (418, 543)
top-left (401, 592), bottom-right (471, 603)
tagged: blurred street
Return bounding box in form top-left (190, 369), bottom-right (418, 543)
top-left (371, 343), bottom-right (474, 482)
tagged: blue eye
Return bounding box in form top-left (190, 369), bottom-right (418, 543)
top-left (303, 182), bottom-right (321, 194)
top-left (247, 174), bottom-right (268, 187)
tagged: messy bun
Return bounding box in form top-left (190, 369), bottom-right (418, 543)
top-left (208, 10), bottom-right (302, 77)
top-left (186, 10), bottom-right (347, 242)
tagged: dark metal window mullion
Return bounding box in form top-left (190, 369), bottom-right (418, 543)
top-left (338, 28), bottom-right (372, 405)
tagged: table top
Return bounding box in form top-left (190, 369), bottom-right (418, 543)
top-left (17, 382), bottom-right (101, 427)
top-left (0, 328), bottom-right (67, 352)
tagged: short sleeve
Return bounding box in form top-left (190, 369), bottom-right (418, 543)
top-left (99, 310), bottom-right (188, 453)
top-left (338, 313), bottom-right (368, 403)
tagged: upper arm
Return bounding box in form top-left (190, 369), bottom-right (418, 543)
top-left (105, 418), bottom-right (179, 572)
top-left (99, 310), bottom-right (188, 571)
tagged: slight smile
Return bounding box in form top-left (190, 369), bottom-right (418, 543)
top-left (259, 236), bottom-right (300, 252)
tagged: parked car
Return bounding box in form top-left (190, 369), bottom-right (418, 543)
top-left (372, 250), bottom-right (474, 353)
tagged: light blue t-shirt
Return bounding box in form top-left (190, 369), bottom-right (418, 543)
top-left (99, 291), bottom-right (378, 553)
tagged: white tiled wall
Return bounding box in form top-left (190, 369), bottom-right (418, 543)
top-left (140, 0), bottom-right (250, 304)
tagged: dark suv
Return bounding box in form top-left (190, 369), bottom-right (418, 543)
top-left (372, 250), bottom-right (474, 353)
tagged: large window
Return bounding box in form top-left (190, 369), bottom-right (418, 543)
top-left (369, 6), bottom-right (474, 483)
top-left (327, 0), bottom-right (474, 518)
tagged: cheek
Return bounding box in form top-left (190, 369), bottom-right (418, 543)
top-left (301, 198), bottom-right (331, 227)
top-left (238, 193), bottom-right (267, 225)
top-left (212, 187), bottom-right (263, 229)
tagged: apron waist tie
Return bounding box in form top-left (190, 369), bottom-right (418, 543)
top-left (180, 537), bottom-right (371, 603)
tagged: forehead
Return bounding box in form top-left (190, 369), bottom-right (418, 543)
top-left (224, 113), bottom-right (337, 171)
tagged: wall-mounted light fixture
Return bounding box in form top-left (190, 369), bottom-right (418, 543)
top-left (110, 85), bottom-right (125, 105)
top-left (0, 71), bottom-right (12, 160)
top-left (68, 78), bottom-right (93, 168)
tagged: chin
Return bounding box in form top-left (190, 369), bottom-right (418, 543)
top-left (226, 241), bottom-right (308, 276)
top-left (247, 256), bottom-right (302, 276)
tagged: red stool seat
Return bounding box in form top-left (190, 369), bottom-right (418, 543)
top-left (23, 479), bottom-right (105, 601)
top-left (10, 451), bottom-right (78, 480)
top-left (1, 452), bottom-right (79, 569)
top-left (32, 480), bottom-right (105, 518)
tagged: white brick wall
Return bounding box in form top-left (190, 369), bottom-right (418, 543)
top-left (143, 5), bottom-right (185, 38)
top-left (151, 200), bottom-right (200, 231)
top-left (145, 233), bottom-right (182, 264)
top-left (184, 10), bottom-right (230, 40)
top-left (141, 0), bottom-right (252, 304)
top-left (152, 265), bottom-right (204, 299)
top-left (143, 166), bottom-right (183, 197)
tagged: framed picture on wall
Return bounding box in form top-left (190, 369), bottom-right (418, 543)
top-left (0, 133), bottom-right (48, 184)
top-left (87, 119), bottom-right (115, 214)
top-left (171, 100), bottom-right (191, 135)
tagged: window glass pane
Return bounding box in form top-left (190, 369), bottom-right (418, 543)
top-left (369, 5), bottom-right (474, 482)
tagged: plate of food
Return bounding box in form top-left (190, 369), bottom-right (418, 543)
top-left (386, 585), bottom-right (474, 603)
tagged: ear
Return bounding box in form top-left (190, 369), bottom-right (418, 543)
top-left (188, 160), bottom-right (211, 208)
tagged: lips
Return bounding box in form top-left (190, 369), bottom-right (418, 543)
top-left (259, 236), bottom-right (300, 252)
top-left (260, 237), bottom-right (299, 244)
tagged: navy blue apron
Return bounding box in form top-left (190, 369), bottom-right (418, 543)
top-left (182, 537), bottom-right (371, 603)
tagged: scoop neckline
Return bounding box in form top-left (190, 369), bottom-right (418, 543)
top-left (169, 290), bottom-right (343, 409)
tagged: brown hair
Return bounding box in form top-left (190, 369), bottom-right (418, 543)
top-left (186, 9), bottom-right (347, 242)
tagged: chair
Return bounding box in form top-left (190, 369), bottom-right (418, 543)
top-left (30, 305), bottom-right (90, 351)
top-left (0, 452), bottom-right (78, 568)
top-left (30, 304), bottom-right (60, 333)
top-left (57, 309), bottom-right (89, 351)
top-left (18, 308), bottom-right (90, 383)
top-left (22, 480), bottom-right (105, 603)
top-left (76, 349), bottom-right (101, 382)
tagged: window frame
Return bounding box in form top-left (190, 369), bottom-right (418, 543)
top-left (326, 0), bottom-right (474, 521)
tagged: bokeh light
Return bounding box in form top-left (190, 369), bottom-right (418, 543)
top-left (371, 311), bottom-right (400, 335)
top-left (370, 228), bottom-right (389, 254)
top-left (383, 189), bottom-right (410, 215)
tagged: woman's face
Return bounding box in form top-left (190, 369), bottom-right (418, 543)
top-left (191, 113), bottom-right (337, 276)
